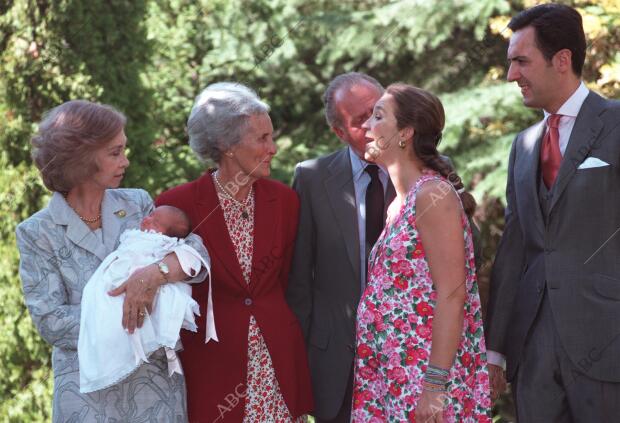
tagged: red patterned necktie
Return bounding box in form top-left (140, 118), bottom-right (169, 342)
top-left (540, 114), bottom-right (563, 189)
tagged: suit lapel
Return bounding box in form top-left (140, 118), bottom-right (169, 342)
top-left (249, 180), bottom-right (276, 293)
top-left (101, 189), bottom-right (142, 254)
top-left (324, 149), bottom-right (361, 284)
top-left (549, 93), bottom-right (605, 213)
top-left (48, 192), bottom-right (108, 261)
top-left (194, 171), bottom-right (249, 292)
top-left (518, 121), bottom-right (546, 240)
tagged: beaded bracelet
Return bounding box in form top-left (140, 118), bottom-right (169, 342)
top-left (423, 376), bottom-right (448, 385)
top-left (423, 364), bottom-right (450, 392)
top-left (422, 375), bottom-right (448, 388)
top-left (422, 379), bottom-right (446, 388)
top-left (422, 380), bottom-right (447, 393)
top-left (426, 364), bottom-right (450, 378)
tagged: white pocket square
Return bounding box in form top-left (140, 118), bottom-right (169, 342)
top-left (578, 157), bottom-right (610, 169)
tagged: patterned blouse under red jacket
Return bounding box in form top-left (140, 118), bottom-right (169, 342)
top-left (155, 170), bottom-right (314, 422)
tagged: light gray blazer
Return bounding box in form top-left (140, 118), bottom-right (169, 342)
top-left (16, 188), bottom-right (209, 422)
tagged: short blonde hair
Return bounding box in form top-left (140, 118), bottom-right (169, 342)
top-left (31, 100), bottom-right (126, 192)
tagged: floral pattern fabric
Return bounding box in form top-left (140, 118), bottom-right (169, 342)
top-left (352, 171), bottom-right (492, 422)
top-left (216, 181), bottom-right (304, 423)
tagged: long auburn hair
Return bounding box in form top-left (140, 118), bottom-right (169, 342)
top-left (386, 83), bottom-right (476, 217)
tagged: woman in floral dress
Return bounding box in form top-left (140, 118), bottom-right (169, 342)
top-left (352, 84), bottom-right (491, 422)
top-left (156, 82), bottom-right (313, 422)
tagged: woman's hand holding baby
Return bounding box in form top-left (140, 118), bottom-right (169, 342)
top-left (108, 263), bottom-right (165, 334)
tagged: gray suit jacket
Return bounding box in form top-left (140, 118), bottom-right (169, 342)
top-left (286, 147), bottom-right (384, 420)
top-left (486, 92), bottom-right (620, 382)
top-left (16, 188), bottom-right (209, 422)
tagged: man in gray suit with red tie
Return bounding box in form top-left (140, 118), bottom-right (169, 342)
top-left (286, 72), bottom-right (394, 422)
top-left (486, 4), bottom-right (620, 421)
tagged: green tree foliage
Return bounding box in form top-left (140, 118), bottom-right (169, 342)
top-left (1, 0), bottom-right (619, 421)
top-left (0, 1), bottom-right (154, 420)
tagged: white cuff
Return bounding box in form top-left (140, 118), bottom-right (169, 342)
top-left (172, 244), bottom-right (218, 344)
top-left (173, 244), bottom-right (207, 278)
top-left (487, 350), bottom-right (506, 370)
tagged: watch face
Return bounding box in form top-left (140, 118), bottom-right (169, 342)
top-left (159, 262), bottom-right (170, 274)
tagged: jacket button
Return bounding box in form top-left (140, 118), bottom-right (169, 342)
top-left (244, 298), bottom-right (252, 306)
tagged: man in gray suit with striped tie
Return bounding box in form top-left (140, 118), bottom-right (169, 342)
top-left (486, 4), bottom-right (620, 421)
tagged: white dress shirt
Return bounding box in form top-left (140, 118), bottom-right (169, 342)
top-left (349, 147), bottom-right (389, 290)
top-left (543, 81), bottom-right (590, 156)
top-left (487, 81), bottom-right (590, 370)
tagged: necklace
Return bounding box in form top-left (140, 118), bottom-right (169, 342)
top-left (63, 194), bottom-right (101, 223)
top-left (213, 171), bottom-right (253, 219)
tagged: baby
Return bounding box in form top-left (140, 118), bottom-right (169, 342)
top-left (140, 205), bottom-right (191, 237)
top-left (78, 206), bottom-right (217, 393)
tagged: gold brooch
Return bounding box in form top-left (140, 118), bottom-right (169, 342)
top-left (114, 210), bottom-right (126, 218)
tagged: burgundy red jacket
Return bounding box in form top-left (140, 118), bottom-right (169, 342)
top-left (155, 170), bottom-right (314, 422)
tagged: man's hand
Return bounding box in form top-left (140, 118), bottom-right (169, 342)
top-left (489, 363), bottom-right (507, 400)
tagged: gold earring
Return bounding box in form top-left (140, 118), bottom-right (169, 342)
top-left (398, 139), bottom-right (406, 149)
top-left (226, 152), bottom-right (233, 158)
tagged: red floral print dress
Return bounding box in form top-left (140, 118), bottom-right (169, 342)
top-left (216, 183), bottom-right (305, 423)
top-left (351, 171), bottom-right (492, 422)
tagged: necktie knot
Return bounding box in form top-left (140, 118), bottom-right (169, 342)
top-left (365, 164), bottom-right (380, 178)
top-left (547, 114), bottom-right (562, 129)
top-left (541, 114), bottom-right (563, 189)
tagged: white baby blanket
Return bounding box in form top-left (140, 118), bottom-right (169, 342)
top-left (78, 229), bottom-right (216, 393)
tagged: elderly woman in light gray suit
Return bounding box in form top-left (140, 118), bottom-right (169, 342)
top-left (16, 100), bottom-right (210, 422)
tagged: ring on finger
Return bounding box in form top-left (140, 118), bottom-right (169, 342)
top-left (139, 310), bottom-right (146, 317)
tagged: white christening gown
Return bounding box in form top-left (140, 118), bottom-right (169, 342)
top-left (78, 229), bottom-right (217, 393)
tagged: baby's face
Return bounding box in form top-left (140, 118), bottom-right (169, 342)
top-left (140, 208), bottom-right (170, 234)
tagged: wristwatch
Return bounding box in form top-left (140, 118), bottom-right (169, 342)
top-left (157, 261), bottom-right (170, 283)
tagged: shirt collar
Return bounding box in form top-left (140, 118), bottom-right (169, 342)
top-left (543, 81), bottom-right (589, 119)
top-left (348, 146), bottom-right (387, 181)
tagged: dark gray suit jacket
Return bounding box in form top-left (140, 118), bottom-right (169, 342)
top-left (486, 92), bottom-right (620, 382)
top-left (286, 147), bottom-right (368, 420)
